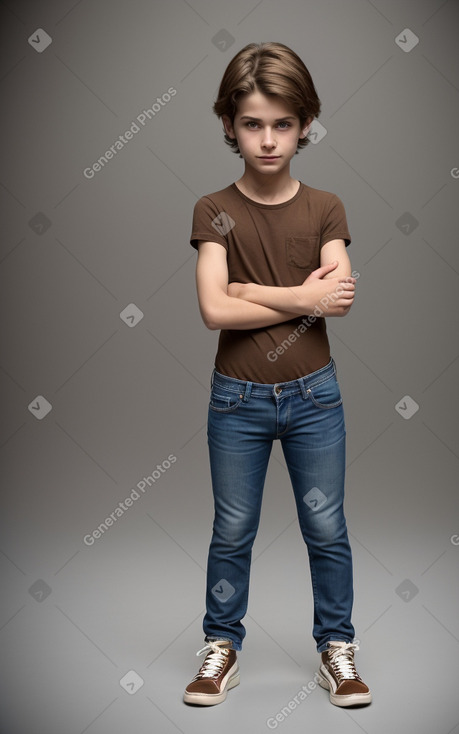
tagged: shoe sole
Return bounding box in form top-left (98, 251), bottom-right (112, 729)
top-left (317, 669), bottom-right (372, 707)
top-left (183, 671), bottom-right (240, 706)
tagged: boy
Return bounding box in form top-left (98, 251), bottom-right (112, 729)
top-left (184, 42), bottom-right (371, 709)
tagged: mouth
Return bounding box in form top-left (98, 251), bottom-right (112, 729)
top-left (257, 156), bottom-right (280, 160)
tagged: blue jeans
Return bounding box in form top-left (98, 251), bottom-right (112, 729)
top-left (203, 358), bottom-right (355, 653)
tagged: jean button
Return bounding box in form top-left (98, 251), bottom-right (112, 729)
top-left (274, 385), bottom-right (282, 395)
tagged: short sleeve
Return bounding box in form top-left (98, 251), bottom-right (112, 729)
top-left (190, 196), bottom-right (229, 251)
top-left (320, 194), bottom-right (351, 248)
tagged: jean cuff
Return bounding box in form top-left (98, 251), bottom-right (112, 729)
top-left (205, 635), bottom-right (242, 652)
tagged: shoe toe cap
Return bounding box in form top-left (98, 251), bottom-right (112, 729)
top-left (336, 680), bottom-right (370, 696)
top-left (185, 680), bottom-right (220, 695)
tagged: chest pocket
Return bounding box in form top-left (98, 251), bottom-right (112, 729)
top-left (286, 235), bottom-right (320, 271)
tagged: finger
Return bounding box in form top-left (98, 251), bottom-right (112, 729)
top-left (310, 261), bottom-right (339, 279)
top-left (336, 283), bottom-right (355, 294)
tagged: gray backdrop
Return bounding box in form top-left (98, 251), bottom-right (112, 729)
top-left (1, 1), bottom-right (458, 733)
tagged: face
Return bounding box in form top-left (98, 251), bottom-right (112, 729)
top-left (223, 90), bottom-right (312, 174)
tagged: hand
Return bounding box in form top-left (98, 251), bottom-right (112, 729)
top-left (300, 261), bottom-right (356, 316)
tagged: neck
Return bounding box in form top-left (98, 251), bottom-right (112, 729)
top-left (236, 165), bottom-right (298, 204)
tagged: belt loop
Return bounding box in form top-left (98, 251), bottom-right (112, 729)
top-left (210, 369), bottom-right (215, 388)
top-left (298, 376), bottom-right (309, 399)
top-left (243, 381), bottom-right (252, 402)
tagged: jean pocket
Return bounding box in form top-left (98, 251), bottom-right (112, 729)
top-left (307, 376), bottom-right (343, 409)
top-left (286, 235), bottom-right (319, 270)
top-left (209, 390), bottom-right (242, 413)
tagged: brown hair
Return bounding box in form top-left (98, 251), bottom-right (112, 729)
top-left (213, 42), bottom-right (321, 154)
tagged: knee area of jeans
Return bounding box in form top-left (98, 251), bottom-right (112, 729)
top-left (305, 522), bottom-right (349, 548)
top-left (213, 532), bottom-right (257, 551)
top-left (214, 506), bottom-right (259, 529)
top-left (212, 520), bottom-right (259, 548)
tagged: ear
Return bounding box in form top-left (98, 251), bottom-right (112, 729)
top-left (299, 118), bottom-right (314, 139)
top-left (222, 115), bottom-right (236, 139)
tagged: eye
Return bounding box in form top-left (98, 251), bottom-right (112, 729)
top-left (245, 121), bottom-right (259, 129)
top-left (277, 121), bottom-right (291, 129)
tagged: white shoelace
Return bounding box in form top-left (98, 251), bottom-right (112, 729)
top-left (327, 642), bottom-right (362, 682)
top-left (192, 641), bottom-right (230, 681)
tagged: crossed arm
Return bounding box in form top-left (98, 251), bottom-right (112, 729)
top-left (195, 238), bottom-right (356, 331)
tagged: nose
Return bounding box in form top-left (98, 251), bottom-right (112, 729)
top-left (261, 127), bottom-right (276, 149)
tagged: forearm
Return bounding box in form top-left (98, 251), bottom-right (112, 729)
top-left (234, 282), bottom-right (306, 315)
top-left (229, 268), bottom-right (356, 318)
top-left (200, 291), bottom-right (298, 330)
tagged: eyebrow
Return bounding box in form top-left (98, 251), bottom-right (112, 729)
top-left (239, 115), bottom-right (297, 122)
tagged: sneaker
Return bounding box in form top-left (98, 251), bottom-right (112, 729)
top-left (317, 641), bottom-right (372, 707)
top-left (183, 639), bottom-right (240, 706)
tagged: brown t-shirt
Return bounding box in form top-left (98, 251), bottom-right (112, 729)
top-left (190, 182), bottom-right (351, 383)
